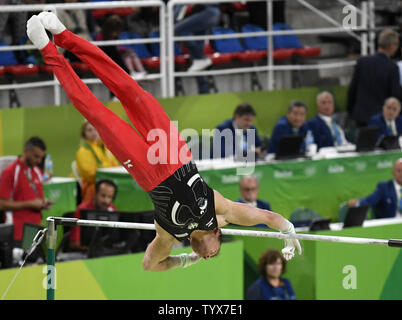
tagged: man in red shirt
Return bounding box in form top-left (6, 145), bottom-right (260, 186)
top-left (69, 179), bottom-right (117, 251)
top-left (0, 137), bottom-right (53, 243)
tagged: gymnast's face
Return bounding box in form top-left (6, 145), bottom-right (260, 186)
top-left (190, 229), bottom-right (222, 260)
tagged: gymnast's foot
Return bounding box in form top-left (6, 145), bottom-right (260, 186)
top-left (38, 11), bottom-right (66, 35)
top-left (26, 15), bottom-right (50, 50)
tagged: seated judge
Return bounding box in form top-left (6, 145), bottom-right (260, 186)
top-left (368, 97), bottom-right (402, 141)
top-left (307, 91), bottom-right (349, 150)
top-left (214, 103), bottom-right (263, 158)
top-left (267, 101), bottom-right (309, 154)
top-left (69, 179), bottom-right (118, 251)
top-left (348, 158), bottom-right (402, 219)
top-left (236, 176), bottom-right (272, 228)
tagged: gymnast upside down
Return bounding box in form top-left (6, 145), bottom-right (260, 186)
top-left (26, 12), bottom-right (302, 272)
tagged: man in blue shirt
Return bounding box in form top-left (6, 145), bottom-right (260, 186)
top-left (308, 91), bottom-right (349, 150)
top-left (236, 175), bottom-right (271, 228)
top-left (267, 100), bottom-right (309, 154)
top-left (214, 103), bottom-right (263, 158)
top-left (348, 158), bottom-right (402, 219)
top-left (368, 97), bottom-right (402, 141)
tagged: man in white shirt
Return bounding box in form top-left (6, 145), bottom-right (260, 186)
top-left (348, 158), bottom-right (402, 219)
top-left (307, 91), bottom-right (349, 150)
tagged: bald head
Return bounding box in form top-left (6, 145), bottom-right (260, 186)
top-left (316, 91), bottom-right (334, 116)
top-left (383, 97), bottom-right (401, 121)
top-left (240, 175), bottom-right (259, 202)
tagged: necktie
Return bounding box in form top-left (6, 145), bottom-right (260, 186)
top-left (331, 121), bottom-right (343, 146)
top-left (387, 121), bottom-right (394, 136)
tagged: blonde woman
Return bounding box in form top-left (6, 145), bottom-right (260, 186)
top-left (76, 121), bottom-right (119, 202)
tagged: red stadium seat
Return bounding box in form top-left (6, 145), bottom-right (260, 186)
top-left (141, 57), bottom-right (160, 70)
top-left (174, 54), bottom-right (190, 67)
top-left (237, 50), bottom-right (266, 62)
top-left (5, 64), bottom-right (39, 76)
top-left (39, 64), bottom-right (53, 74)
top-left (293, 46), bottom-right (321, 58)
top-left (203, 41), bottom-right (233, 65)
top-left (92, 8), bottom-right (134, 19)
top-left (0, 66), bottom-right (5, 76)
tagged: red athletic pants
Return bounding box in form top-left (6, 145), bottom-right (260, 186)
top-left (41, 30), bottom-right (191, 191)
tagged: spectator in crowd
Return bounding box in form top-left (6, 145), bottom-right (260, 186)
top-left (0, 137), bottom-right (53, 244)
top-left (69, 179), bottom-right (118, 251)
top-left (75, 121), bottom-right (119, 203)
top-left (174, 3), bottom-right (221, 94)
top-left (308, 91), bottom-right (349, 150)
top-left (348, 158), bottom-right (402, 219)
top-left (58, 0), bottom-right (91, 41)
top-left (267, 100), bottom-right (309, 154)
top-left (214, 103), bottom-right (263, 159)
top-left (174, 4), bottom-right (221, 72)
top-left (246, 249), bottom-right (296, 300)
top-left (95, 14), bottom-right (146, 85)
top-left (368, 97), bottom-right (402, 141)
top-left (347, 29), bottom-right (400, 127)
top-left (236, 175), bottom-right (271, 228)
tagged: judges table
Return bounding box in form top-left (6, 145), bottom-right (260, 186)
top-left (97, 149), bottom-right (402, 222)
top-left (42, 177), bottom-right (78, 225)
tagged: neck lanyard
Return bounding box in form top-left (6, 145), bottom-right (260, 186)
top-left (23, 168), bottom-right (39, 197)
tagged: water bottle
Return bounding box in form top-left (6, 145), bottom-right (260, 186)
top-left (43, 154), bottom-right (53, 182)
top-left (305, 130), bottom-right (317, 156)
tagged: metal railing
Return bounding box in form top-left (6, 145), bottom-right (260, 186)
top-left (0, 1), bottom-right (166, 104)
top-left (0, 0), bottom-right (376, 104)
top-left (167, 0), bottom-right (375, 97)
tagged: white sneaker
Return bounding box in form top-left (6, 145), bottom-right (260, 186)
top-left (38, 11), bottom-right (66, 35)
top-left (188, 57), bottom-right (212, 72)
top-left (131, 71), bottom-right (147, 81)
top-left (26, 15), bottom-right (50, 50)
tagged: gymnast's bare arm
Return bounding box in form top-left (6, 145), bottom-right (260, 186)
top-left (214, 189), bottom-right (291, 231)
top-left (142, 221), bottom-right (185, 272)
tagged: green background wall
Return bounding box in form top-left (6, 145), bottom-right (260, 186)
top-left (0, 241), bottom-right (243, 300)
top-left (0, 86), bottom-right (348, 177)
top-left (231, 223), bottom-right (402, 300)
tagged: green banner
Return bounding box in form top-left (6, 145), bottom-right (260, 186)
top-left (98, 150), bottom-right (402, 222)
top-left (0, 241), bottom-right (243, 300)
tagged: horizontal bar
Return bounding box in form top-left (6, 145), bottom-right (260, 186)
top-left (49, 217), bottom-right (401, 247)
top-left (0, 1), bottom-right (163, 13)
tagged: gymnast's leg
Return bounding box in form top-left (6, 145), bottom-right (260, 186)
top-left (26, 15), bottom-right (159, 191)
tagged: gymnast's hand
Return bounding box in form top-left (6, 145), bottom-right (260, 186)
top-left (280, 222), bottom-right (302, 261)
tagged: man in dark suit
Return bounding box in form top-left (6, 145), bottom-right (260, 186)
top-left (236, 175), bottom-right (271, 227)
top-left (267, 100), bottom-right (309, 154)
top-left (308, 91), bottom-right (349, 150)
top-left (347, 29), bottom-right (400, 127)
top-left (348, 159), bottom-right (402, 219)
top-left (368, 97), bottom-right (402, 141)
top-left (214, 103), bottom-right (263, 158)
